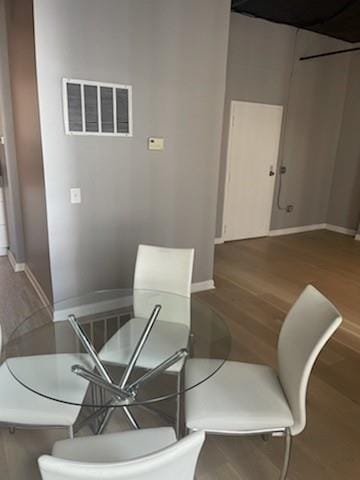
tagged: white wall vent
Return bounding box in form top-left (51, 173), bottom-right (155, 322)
top-left (63, 78), bottom-right (133, 137)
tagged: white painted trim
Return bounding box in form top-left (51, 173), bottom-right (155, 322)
top-left (0, 247), bottom-right (7, 256)
top-left (191, 280), bottom-right (215, 293)
top-left (53, 295), bottom-right (133, 322)
top-left (269, 223), bottom-right (357, 237)
top-left (325, 224), bottom-right (356, 236)
top-left (53, 282), bottom-right (215, 321)
top-left (7, 249), bottom-right (25, 272)
top-left (355, 234), bottom-right (360, 241)
top-left (269, 224), bottom-right (326, 236)
top-left (221, 101), bottom-right (236, 240)
top-left (24, 265), bottom-right (50, 307)
top-left (215, 237), bottom-right (224, 245)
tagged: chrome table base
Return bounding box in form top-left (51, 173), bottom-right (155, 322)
top-left (68, 305), bottom-right (188, 435)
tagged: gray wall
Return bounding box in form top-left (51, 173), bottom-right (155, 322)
top-left (327, 52), bottom-right (360, 231)
top-left (217, 13), bottom-right (351, 236)
top-left (33, 0), bottom-right (230, 302)
top-left (6, 0), bottom-right (52, 300)
top-left (0, 0), bottom-right (25, 263)
top-left (271, 30), bottom-right (350, 230)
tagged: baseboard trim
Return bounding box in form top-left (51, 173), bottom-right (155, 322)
top-left (24, 265), bottom-right (50, 307)
top-left (355, 234), bottom-right (360, 241)
top-left (326, 224), bottom-right (356, 236)
top-left (214, 237), bottom-right (224, 245)
top-left (191, 280), bottom-right (215, 293)
top-left (7, 249), bottom-right (25, 272)
top-left (53, 295), bottom-right (133, 322)
top-left (269, 224), bottom-right (326, 236)
top-left (52, 281), bottom-right (215, 321)
top-left (270, 223), bottom-right (357, 237)
top-left (0, 246), bottom-right (8, 257)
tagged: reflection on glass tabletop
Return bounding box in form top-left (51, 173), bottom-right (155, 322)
top-left (4, 289), bottom-right (231, 408)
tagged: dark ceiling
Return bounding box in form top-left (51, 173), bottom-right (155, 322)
top-left (231, 0), bottom-right (360, 43)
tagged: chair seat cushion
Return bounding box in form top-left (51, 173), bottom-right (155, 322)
top-left (52, 427), bottom-right (177, 463)
top-left (99, 318), bottom-right (189, 373)
top-left (0, 354), bottom-right (90, 426)
top-left (185, 359), bottom-right (294, 432)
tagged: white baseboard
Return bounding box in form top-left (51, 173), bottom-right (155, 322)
top-left (269, 223), bottom-right (357, 237)
top-left (53, 281), bottom-right (215, 321)
top-left (7, 249), bottom-right (25, 272)
top-left (0, 246), bottom-right (8, 256)
top-left (214, 237), bottom-right (224, 245)
top-left (53, 295), bottom-right (133, 322)
top-left (325, 224), bottom-right (356, 236)
top-left (8, 251), bottom-right (50, 309)
top-left (24, 265), bottom-right (50, 307)
top-left (269, 224), bottom-right (326, 236)
top-left (191, 280), bottom-right (215, 293)
top-left (355, 234), bottom-right (360, 241)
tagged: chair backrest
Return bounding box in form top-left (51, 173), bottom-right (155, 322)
top-left (38, 430), bottom-right (205, 480)
top-left (134, 245), bottom-right (194, 298)
top-left (277, 285), bottom-right (342, 435)
top-left (133, 245), bottom-right (194, 326)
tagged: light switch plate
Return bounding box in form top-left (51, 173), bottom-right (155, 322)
top-left (148, 137), bottom-right (164, 151)
top-left (70, 188), bottom-right (81, 204)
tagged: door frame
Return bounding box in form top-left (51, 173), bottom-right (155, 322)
top-left (222, 100), bottom-right (283, 242)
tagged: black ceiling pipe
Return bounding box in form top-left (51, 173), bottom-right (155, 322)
top-left (299, 46), bottom-right (360, 61)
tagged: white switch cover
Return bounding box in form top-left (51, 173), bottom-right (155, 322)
top-left (70, 188), bottom-right (81, 204)
top-left (148, 137), bottom-right (164, 151)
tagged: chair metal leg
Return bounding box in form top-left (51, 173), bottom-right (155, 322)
top-left (176, 372), bottom-right (182, 438)
top-left (279, 428), bottom-right (292, 480)
top-left (9, 427), bottom-right (15, 434)
top-left (68, 425), bottom-right (74, 439)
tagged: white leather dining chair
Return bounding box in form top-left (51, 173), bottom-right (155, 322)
top-left (185, 285), bottom-right (342, 480)
top-left (99, 244), bottom-right (194, 433)
top-left (0, 324), bottom-right (89, 438)
top-left (38, 427), bottom-right (205, 480)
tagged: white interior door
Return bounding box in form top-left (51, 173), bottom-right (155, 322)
top-left (223, 101), bottom-right (283, 241)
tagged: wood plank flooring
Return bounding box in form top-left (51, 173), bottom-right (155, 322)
top-left (0, 230), bottom-right (360, 479)
top-left (195, 230), bottom-right (360, 479)
top-left (0, 257), bottom-right (43, 344)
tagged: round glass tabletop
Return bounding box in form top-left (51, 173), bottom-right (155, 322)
top-left (4, 289), bottom-right (231, 409)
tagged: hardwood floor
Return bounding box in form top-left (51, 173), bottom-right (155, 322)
top-left (0, 257), bottom-right (43, 344)
top-left (195, 230), bottom-right (360, 479)
top-left (0, 230), bottom-right (360, 479)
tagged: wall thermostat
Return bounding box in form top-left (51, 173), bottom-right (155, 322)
top-left (148, 137), bottom-right (164, 151)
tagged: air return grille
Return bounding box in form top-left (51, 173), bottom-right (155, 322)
top-left (63, 78), bottom-right (133, 137)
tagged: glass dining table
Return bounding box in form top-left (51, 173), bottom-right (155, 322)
top-left (3, 289), bottom-right (231, 435)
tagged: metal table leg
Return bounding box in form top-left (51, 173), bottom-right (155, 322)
top-left (69, 305), bottom-right (189, 436)
top-left (68, 313), bottom-right (141, 432)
